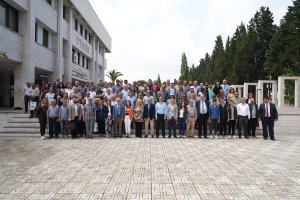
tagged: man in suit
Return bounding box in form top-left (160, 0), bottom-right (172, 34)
top-left (259, 96), bottom-right (278, 141)
top-left (112, 98), bottom-right (124, 138)
top-left (68, 97), bottom-right (82, 139)
top-left (167, 98), bottom-right (178, 138)
top-left (143, 98), bottom-right (156, 138)
top-left (196, 93), bottom-right (209, 138)
top-left (248, 98), bottom-right (259, 138)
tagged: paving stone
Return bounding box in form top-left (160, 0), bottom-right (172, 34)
top-left (0, 133), bottom-right (299, 199)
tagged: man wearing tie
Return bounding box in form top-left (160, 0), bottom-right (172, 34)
top-left (143, 98), bottom-right (156, 138)
top-left (259, 96), bottom-right (278, 141)
top-left (113, 98), bottom-right (124, 138)
top-left (196, 93), bottom-right (209, 138)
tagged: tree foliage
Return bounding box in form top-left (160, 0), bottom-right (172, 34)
top-left (179, 2), bottom-right (300, 84)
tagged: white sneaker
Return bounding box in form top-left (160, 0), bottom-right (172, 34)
top-left (218, 135), bottom-right (222, 139)
top-left (41, 136), bottom-right (45, 140)
top-left (210, 135), bottom-right (213, 139)
top-left (228, 135), bottom-right (231, 139)
top-left (233, 135), bottom-right (236, 139)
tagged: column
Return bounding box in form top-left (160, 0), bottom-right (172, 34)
top-left (243, 83), bottom-right (248, 99)
top-left (277, 77), bottom-right (284, 108)
top-left (295, 78), bottom-right (300, 108)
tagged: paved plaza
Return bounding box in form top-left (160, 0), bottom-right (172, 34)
top-left (0, 134), bottom-right (299, 200)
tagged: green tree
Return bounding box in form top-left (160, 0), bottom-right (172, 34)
top-left (247, 6), bottom-right (277, 80)
top-left (264, 0), bottom-right (300, 79)
top-left (208, 35), bottom-right (226, 82)
top-left (105, 69), bottom-right (123, 84)
top-left (179, 53), bottom-right (189, 81)
top-left (156, 74), bottom-right (162, 86)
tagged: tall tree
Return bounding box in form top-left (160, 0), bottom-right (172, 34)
top-left (179, 53), bottom-right (189, 81)
top-left (208, 35), bottom-right (226, 82)
top-left (247, 6), bottom-right (277, 80)
top-left (156, 74), bottom-right (162, 86)
top-left (265, 0), bottom-right (300, 79)
top-left (106, 69), bottom-right (123, 84)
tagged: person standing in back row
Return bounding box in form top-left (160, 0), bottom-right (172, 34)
top-left (259, 96), bottom-right (278, 141)
top-left (237, 98), bottom-right (250, 139)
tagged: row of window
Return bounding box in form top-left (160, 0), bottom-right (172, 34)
top-left (72, 49), bottom-right (89, 69)
top-left (0, 0), bottom-right (18, 32)
top-left (74, 18), bottom-right (92, 44)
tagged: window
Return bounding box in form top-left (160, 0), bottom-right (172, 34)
top-left (89, 34), bottom-right (91, 43)
top-left (80, 24), bottom-right (83, 35)
top-left (0, 1), bottom-right (18, 32)
top-left (35, 23), bottom-right (38, 42)
top-left (86, 59), bottom-right (89, 69)
top-left (77, 52), bottom-right (80, 65)
top-left (82, 56), bottom-right (85, 67)
top-left (46, 0), bottom-right (51, 5)
top-left (0, 1), bottom-right (6, 26)
top-left (74, 19), bottom-right (78, 30)
top-left (63, 6), bottom-right (66, 19)
top-left (85, 30), bottom-right (87, 40)
top-left (42, 28), bottom-right (49, 48)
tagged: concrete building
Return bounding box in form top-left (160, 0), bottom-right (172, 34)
top-left (0, 0), bottom-right (111, 108)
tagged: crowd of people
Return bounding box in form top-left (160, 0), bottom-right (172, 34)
top-left (23, 78), bottom-right (278, 141)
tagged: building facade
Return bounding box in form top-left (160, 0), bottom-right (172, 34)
top-left (0, 0), bottom-right (111, 108)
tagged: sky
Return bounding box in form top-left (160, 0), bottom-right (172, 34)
top-left (89, 0), bottom-right (293, 83)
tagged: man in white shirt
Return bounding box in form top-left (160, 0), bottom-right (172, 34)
top-left (237, 98), bottom-right (250, 139)
top-left (24, 81), bottom-right (31, 113)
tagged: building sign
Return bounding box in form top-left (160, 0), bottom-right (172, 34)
top-left (75, 35), bottom-right (90, 54)
top-left (71, 64), bottom-right (88, 81)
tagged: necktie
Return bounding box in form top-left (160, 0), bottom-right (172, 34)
top-left (201, 101), bottom-right (205, 114)
top-left (118, 104), bottom-right (120, 115)
top-left (266, 104), bottom-right (269, 117)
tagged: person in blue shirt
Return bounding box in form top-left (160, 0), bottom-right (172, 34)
top-left (208, 99), bottom-right (220, 139)
top-left (155, 96), bottom-right (167, 138)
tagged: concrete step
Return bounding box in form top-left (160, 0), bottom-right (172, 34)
top-left (3, 123), bottom-right (40, 128)
top-left (278, 115), bottom-right (300, 121)
top-left (9, 118), bottom-right (39, 123)
top-left (13, 113), bottom-right (31, 118)
top-left (275, 120), bottom-right (300, 126)
top-left (0, 127), bottom-right (40, 134)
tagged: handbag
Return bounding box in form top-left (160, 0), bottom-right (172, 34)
top-left (29, 101), bottom-right (37, 111)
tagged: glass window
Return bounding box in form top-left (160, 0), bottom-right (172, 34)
top-left (75, 19), bottom-right (78, 30)
top-left (85, 30), bottom-right (87, 40)
top-left (63, 6), bottom-right (66, 19)
top-left (35, 23), bottom-right (37, 42)
top-left (46, 0), bottom-right (51, 5)
top-left (8, 7), bottom-right (18, 32)
top-left (82, 56), bottom-right (85, 67)
top-left (77, 52), bottom-right (80, 65)
top-left (80, 25), bottom-right (83, 35)
top-left (43, 29), bottom-right (49, 48)
top-left (86, 59), bottom-right (89, 69)
top-left (0, 1), bottom-right (6, 26)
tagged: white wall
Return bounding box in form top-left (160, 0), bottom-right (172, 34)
top-left (0, 26), bottom-right (23, 62)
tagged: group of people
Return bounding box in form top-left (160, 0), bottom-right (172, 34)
top-left (24, 78), bottom-right (278, 141)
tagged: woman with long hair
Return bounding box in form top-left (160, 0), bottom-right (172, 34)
top-left (124, 100), bottom-right (134, 138)
top-left (134, 99), bottom-right (144, 138)
top-left (178, 101), bottom-right (188, 138)
top-left (36, 98), bottom-right (48, 140)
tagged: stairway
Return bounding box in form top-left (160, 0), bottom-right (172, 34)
top-left (0, 113), bottom-right (40, 134)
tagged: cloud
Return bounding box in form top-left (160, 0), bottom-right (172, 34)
top-left (89, 0), bottom-right (293, 83)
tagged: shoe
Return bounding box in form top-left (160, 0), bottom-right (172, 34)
top-left (245, 137), bottom-right (249, 139)
top-left (233, 135), bottom-right (236, 139)
top-left (228, 135), bottom-right (231, 139)
top-left (41, 136), bottom-right (45, 140)
top-left (49, 135), bottom-right (54, 139)
top-left (271, 138), bottom-right (275, 141)
top-left (156, 136), bottom-right (159, 138)
top-left (239, 136), bottom-right (241, 139)
top-left (151, 135), bottom-right (155, 138)
top-left (163, 136), bottom-right (166, 138)
top-left (210, 135), bottom-right (213, 139)
top-left (204, 136), bottom-right (208, 139)
top-left (252, 136), bottom-right (256, 138)
top-left (168, 136), bottom-right (171, 138)
top-left (29, 116), bottom-right (33, 118)
top-left (174, 136), bottom-right (178, 138)
top-left (144, 135), bottom-right (148, 138)
top-left (264, 138), bottom-right (267, 140)
top-left (218, 136), bottom-right (222, 139)
top-left (198, 136), bottom-right (201, 138)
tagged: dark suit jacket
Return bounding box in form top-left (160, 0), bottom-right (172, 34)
top-left (227, 106), bottom-right (237, 120)
top-left (143, 103), bottom-right (156, 120)
top-left (249, 104), bottom-right (259, 119)
top-left (195, 100), bottom-right (210, 118)
top-left (258, 103), bottom-right (278, 121)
